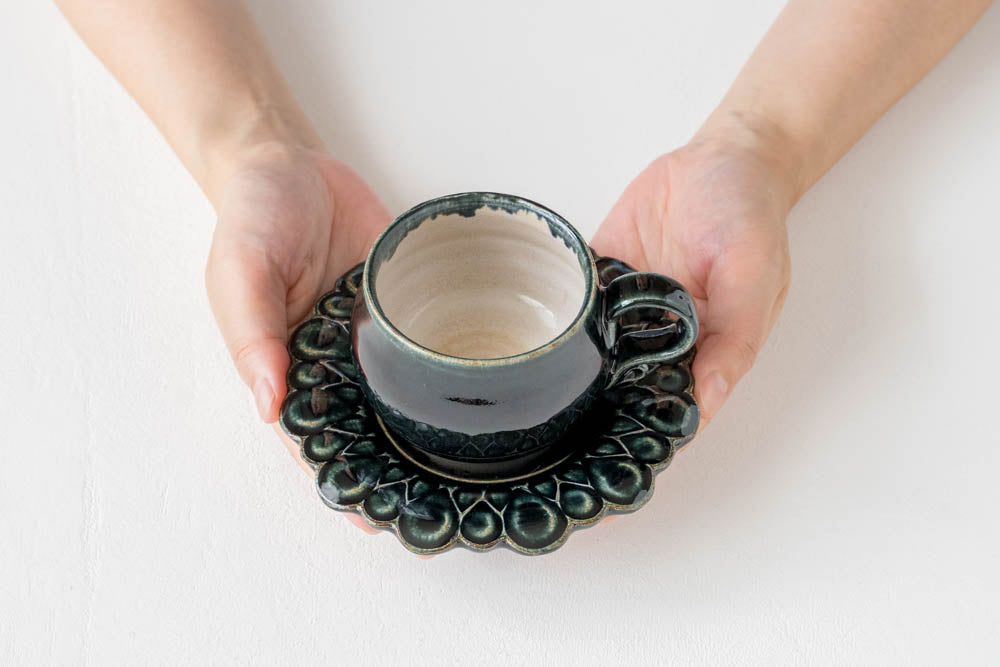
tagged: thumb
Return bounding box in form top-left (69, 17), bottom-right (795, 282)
top-left (205, 247), bottom-right (290, 423)
top-left (693, 251), bottom-right (788, 425)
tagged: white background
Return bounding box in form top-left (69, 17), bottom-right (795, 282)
top-left (2, 1), bottom-right (999, 664)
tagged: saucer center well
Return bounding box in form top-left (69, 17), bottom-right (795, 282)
top-left (374, 206), bottom-right (586, 359)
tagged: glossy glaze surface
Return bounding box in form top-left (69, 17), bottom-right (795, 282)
top-left (280, 258), bottom-right (699, 555)
top-left (351, 193), bottom-right (698, 463)
top-left (374, 206), bottom-right (586, 358)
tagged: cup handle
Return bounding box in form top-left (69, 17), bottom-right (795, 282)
top-left (602, 272), bottom-right (699, 387)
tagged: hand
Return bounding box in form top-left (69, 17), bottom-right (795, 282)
top-left (205, 142), bottom-right (391, 423)
top-left (592, 127), bottom-right (797, 426)
top-left (205, 142), bottom-right (391, 536)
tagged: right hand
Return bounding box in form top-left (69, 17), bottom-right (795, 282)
top-left (592, 125), bottom-right (795, 428)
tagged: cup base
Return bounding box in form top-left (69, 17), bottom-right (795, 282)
top-left (377, 416), bottom-right (578, 485)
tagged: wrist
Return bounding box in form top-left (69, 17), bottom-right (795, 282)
top-left (692, 108), bottom-right (810, 213)
top-left (200, 104), bottom-right (324, 207)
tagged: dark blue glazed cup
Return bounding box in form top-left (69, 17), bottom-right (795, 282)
top-left (351, 192), bottom-right (697, 471)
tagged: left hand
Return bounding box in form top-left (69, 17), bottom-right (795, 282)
top-left (592, 128), bottom-right (797, 427)
top-left (205, 142), bottom-right (391, 424)
top-left (204, 141), bottom-right (391, 537)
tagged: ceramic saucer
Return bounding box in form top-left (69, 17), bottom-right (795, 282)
top-left (279, 255), bottom-right (698, 555)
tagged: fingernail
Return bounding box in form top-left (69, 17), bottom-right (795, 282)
top-left (252, 377), bottom-right (275, 421)
top-left (702, 371), bottom-right (730, 418)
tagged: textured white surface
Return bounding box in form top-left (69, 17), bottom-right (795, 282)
top-left (2, 2), bottom-right (999, 664)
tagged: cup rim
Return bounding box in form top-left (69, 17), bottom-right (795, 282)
top-left (361, 191), bottom-right (598, 368)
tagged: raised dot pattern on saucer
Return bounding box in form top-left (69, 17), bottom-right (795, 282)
top-left (279, 255), bottom-right (698, 555)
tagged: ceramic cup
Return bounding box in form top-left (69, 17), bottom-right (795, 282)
top-left (350, 192), bottom-right (698, 473)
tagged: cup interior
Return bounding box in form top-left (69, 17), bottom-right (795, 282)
top-left (371, 198), bottom-right (589, 359)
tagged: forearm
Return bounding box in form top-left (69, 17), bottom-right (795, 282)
top-left (55, 0), bottom-right (321, 204)
top-left (698, 0), bottom-right (992, 205)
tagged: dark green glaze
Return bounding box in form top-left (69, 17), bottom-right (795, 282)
top-left (364, 381), bottom-right (598, 459)
top-left (351, 192), bottom-right (698, 468)
top-left (279, 257), bottom-right (699, 555)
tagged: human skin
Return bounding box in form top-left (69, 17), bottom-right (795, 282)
top-left (57, 1), bottom-right (991, 532)
top-left (592, 0), bottom-right (993, 422)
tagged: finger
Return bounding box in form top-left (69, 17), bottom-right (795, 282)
top-left (591, 158), bottom-right (671, 270)
top-left (206, 245), bottom-right (289, 423)
top-left (591, 215), bottom-right (646, 271)
top-left (693, 251), bottom-right (788, 425)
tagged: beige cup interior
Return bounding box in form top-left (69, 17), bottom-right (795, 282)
top-left (374, 207), bottom-right (587, 359)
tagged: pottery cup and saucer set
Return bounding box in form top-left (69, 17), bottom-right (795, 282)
top-left (279, 192), bottom-right (700, 555)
